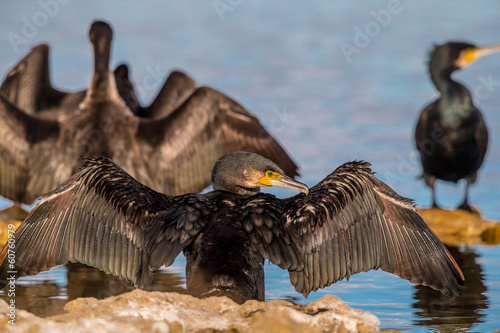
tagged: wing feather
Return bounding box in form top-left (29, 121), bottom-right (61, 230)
top-left (0, 156), bottom-right (210, 289)
top-left (279, 161), bottom-right (464, 297)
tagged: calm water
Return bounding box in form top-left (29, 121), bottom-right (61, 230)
top-left (1, 1), bottom-right (500, 332)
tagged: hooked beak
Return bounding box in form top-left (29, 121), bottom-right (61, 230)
top-left (267, 175), bottom-right (309, 195)
top-left (457, 43), bottom-right (500, 68)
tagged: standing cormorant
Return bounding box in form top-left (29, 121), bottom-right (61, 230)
top-left (0, 152), bottom-right (464, 303)
top-left (415, 42), bottom-right (500, 211)
top-left (0, 21), bottom-right (297, 204)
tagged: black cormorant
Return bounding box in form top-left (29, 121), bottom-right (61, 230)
top-left (0, 152), bottom-right (464, 303)
top-left (0, 21), bottom-right (297, 204)
top-left (415, 42), bottom-right (500, 211)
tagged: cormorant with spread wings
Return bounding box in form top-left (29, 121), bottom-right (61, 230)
top-left (0, 152), bottom-right (464, 303)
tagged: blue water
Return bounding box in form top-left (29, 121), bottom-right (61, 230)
top-left (1, 1), bottom-right (500, 331)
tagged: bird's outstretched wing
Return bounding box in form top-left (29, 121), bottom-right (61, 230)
top-left (138, 70), bottom-right (197, 119)
top-left (1, 44), bottom-right (52, 113)
top-left (0, 157), bottom-right (210, 289)
top-left (218, 89), bottom-right (298, 178)
top-left (0, 94), bottom-right (61, 203)
top-left (136, 86), bottom-right (298, 196)
top-left (113, 64), bottom-right (141, 115)
top-left (0, 43), bottom-right (74, 115)
top-left (249, 161), bottom-right (464, 297)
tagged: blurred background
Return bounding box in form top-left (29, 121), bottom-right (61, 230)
top-left (1, 1), bottom-right (499, 331)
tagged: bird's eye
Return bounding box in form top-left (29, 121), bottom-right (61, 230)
top-left (267, 171), bottom-right (273, 177)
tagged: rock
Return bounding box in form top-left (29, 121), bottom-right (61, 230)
top-left (0, 205), bottom-right (27, 247)
top-left (0, 221), bottom-right (22, 249)
top-left (417, 207), bottom-right (500, 246)
top-left (0, 290), bottom-right (380, 332)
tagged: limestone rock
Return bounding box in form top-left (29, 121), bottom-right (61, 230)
top-left (417, 207), bottom-right (500, 246)
top-left (0, 290), bottom-right (380, 333)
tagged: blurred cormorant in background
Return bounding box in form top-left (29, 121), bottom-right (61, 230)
top-left (415, 41), bottom-right (500, 211)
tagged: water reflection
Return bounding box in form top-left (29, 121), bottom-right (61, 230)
top-left (0, 263), bottom-right (186, 318)
top-left (412, 246), bottom-right (487, 331)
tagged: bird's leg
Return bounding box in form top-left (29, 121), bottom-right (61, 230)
top-left (424, 174), bottom-right (440, 209)
top-left (458, 179), bottom-right (473, 212)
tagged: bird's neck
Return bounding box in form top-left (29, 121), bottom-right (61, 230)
top-left (83, 38), bottom-right (122, 103)
top-left (431, 68), bottom-right (475, 122)
top-left (430, 66), bottom-right (458, 95)
top-left (82, 71), bottom-right (122, 106)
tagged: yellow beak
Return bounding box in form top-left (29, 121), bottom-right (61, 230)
top-left (457, 43), bottom-right (500, 67)
top-left (258, 172), bottom-right (309, 195)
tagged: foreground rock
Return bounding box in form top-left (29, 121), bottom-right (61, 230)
top-left (0, 290), bottom-right (380, 333)
top-left (417, 207), bottom-right (500, 246)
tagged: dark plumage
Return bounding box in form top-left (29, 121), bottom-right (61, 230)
top-left (0, 21), bottom-right (297, 204)
top-left (0, 152), bottom-right (464, 303)
top-left (113, 63), bottom-right (141, 115)
top-left (415, 41), bottom-right (500, 211)
top-left (0, 43), bottom-right (85, 118)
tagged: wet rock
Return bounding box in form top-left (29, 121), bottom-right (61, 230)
top-left (0, 290), bottom-right (380, 332)
top-left (417, 207), bottom-right (500, 246)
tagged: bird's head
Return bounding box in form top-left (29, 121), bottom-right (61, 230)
top-left (89, 20), bottom-right (113, 46)
top-left (212, 151), bottom-right (309, 196)
top-left (430, 41), bottom-right (500, 72)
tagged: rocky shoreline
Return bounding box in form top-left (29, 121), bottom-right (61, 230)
top-left (0, 290), bottom-right (381, 333)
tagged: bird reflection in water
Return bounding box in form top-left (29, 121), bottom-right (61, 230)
top-left (412, 246), bottom-right (487, 330)
top-left (0, 263), bottom-right (185, 318)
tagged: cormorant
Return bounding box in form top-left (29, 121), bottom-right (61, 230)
top-left (0, 21), bottom-right (297, 204)
top-left (0, 152), bottom-right (464, 303)
top-left (415, 42), bottom-right (500, 211)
